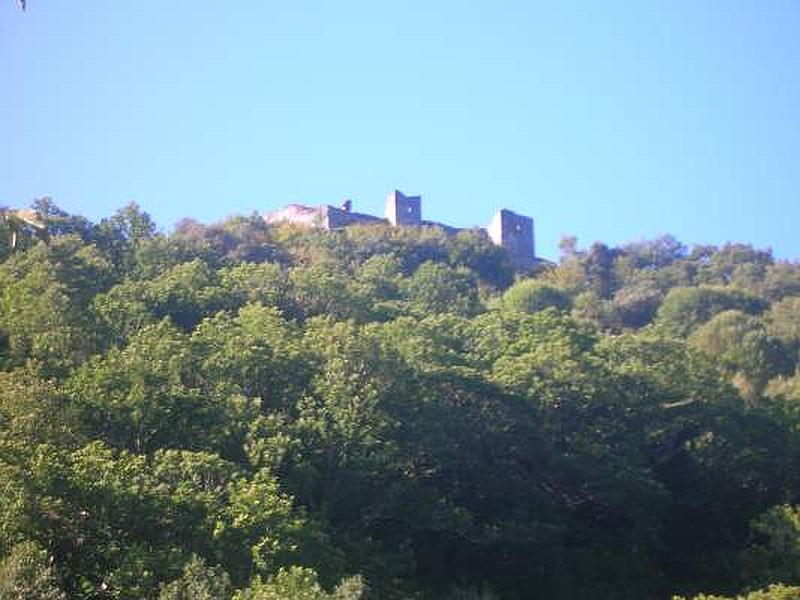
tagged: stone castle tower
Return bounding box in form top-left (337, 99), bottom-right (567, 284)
top-left (385, 190), bottom-right (422, 226)
top-left (488, 209), bottom-right (535, 269)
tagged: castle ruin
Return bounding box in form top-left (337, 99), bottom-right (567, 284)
top-left (385, 190), bottom-right (422, 227)
top-left (264, 190), bottom-right (536, 269)
top-left (487, 209), bottom-right (536, 270)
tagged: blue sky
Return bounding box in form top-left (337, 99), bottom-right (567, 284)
top-left (1, 1), bottom-right (799, 260)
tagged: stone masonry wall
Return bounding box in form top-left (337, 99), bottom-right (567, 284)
top-left (488, 209), bottom-right (535, 269)
top-left (264, 192), bottom-right (537, 268)
top-left (324, 206), bottom-right (385, 229)
top-left (385, 190), bottom-right (422, 226)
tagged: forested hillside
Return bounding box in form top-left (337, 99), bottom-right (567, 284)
top-left (2, 199), bottom-right (800, 599)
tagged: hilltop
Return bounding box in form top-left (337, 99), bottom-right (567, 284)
top-left (1, 199), bottom-right (800, 599)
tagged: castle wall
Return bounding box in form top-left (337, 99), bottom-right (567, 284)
top-left (324, 206), bottom-right (385, 229)
top-left (385, 190), bottom-right (422, 226)
top-left (265, 192), bottom-right (537, 270)
top-left (488, 209), bottom-right (535, 269)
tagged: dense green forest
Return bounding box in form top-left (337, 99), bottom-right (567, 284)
top-left (2, 199), bottom-right (800, 599)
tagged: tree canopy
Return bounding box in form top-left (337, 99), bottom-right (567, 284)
top-left (1, 201), bottom-right (799, 598)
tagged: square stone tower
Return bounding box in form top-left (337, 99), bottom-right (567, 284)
top-left (385, 190), bottom-right (422, 226)
top-left (488, 209), bottom-right (535, 268)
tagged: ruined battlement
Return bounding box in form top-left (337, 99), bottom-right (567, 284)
top-left (488, 209), bottom-right (536, 270)
top-left (385, 190), bottom-right (422, 227)
top-left (264, 190), bottom-right (536, 268)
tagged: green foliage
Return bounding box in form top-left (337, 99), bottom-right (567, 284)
top-left (499, 278), bottom-right (571, 313)
top-left (212, 467), bottom-right (333, 583)
top-left (610, 280), bottom-right (664, 328)
top-left (94, 201), bottom-right (157, 273)
top-left (2, 206), bottom-right (800, 599)
top-left (690, 310), bottom-right (762, 357)
top-left (0, 366), bottom-right (82, 447)
top-left (674, 584), bottom-right (800, 600)
top-left (766, 371), bottom-right (800, 403)
top-left (191, 304), bottom-right (308, 409)
top-left (219, 262), bottom-right (294, 314)
top-left (30, 198), bottom-right (94, 242)
top-left (0, 236), bottom-right (113, 373)
top-left (340, 223), bottom-right (450, 274)
top-left (350, 254), bottom-right (404, 320)
top-left (689, 311), bottom-right (794, 398)
top-left (290, 264), bottom-right (371, 322)
top-left (67, 320), bottom-right (255, 455)
top-left (233, 566), bottom-right (365, 600)
top-left (158, 555), bottom-right (232, 600)
top-left (694, 243), bottom-right (774, 287)
top-left (656, 285), bottom-right (768, 337)
top-left (401, 260), bottom-right (481, 316)
top-left (0, 541), bottom-right (66, 600)
top-left (619, 234), bottom-right (687, 271)
top-left (762, 263), bottom-right (800, 301)
top-left (447, 230), bottom-right (514, 289)
top-left (741, 505), bottom-right (800, 587)
top-left (93, 258), bottom-right (233, 342)
top-left (767, 297), bottom-right (800, 361)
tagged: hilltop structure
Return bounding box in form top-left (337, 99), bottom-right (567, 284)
top-left (264, 190), bottom-right (536, 269)
top-left (0, 208), bottom-right (47, 250)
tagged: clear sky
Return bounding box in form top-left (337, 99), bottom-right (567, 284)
top-left (1, 1), bottom-right (799, 260)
